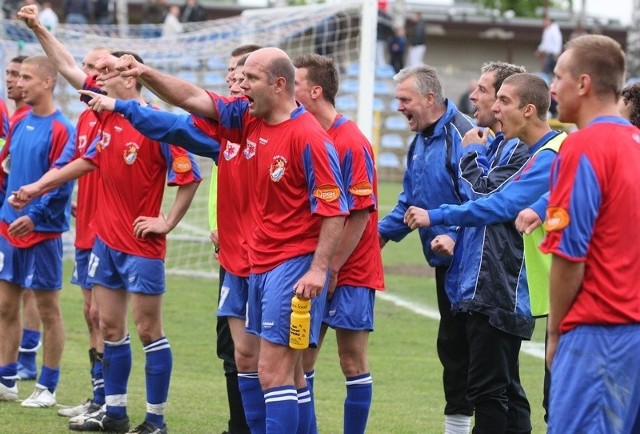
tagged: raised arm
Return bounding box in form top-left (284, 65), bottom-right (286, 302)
top-left (108, 54), bottom-right (219, 120)
top-left (18, 5), bottom-right (87, 89)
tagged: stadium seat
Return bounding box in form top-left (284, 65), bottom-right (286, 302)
top-left (373, 97), bottom-right (385, 111)
top-left (377, 152), bottom-right (402, 168)
top-left (207, 57), bottom-right (227, 71)
top-left (380, 133), bottom-right (404, 149)
top-left (389, 98), bottom-right (400, 111)
top-left (336, 95), bottom-right (358, 111)
top-left (374, 80), bottom-right (393, 96)
top-left (341, 79), bottom-right (360, 94)
top-left (375, 64), bottom-right (395, 78)
top-left (384, 115), bottom-right (407, 130)
top-left (346, 62), bottom-right (360, 77)
top-left (177, 70), bottom-right (198, 85)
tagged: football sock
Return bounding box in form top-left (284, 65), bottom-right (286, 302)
top-left (344, 373), bottom-right (373, 434)
top-left (38, 365), bottom-right (60, 393)
top-left (225, 372), bottom-right (250, 433)
top-left (305, 371), bottom-right (318, 434)
top-left (18, 328), bottom-right (40, 373)
top-left (238, 372), bottom-right (265, 434)
top-left (297, 384), bottom-right (313, 434)
top-left (445, 414), bottom-right (472, 434)
top-left (0, 362), bottom-right (18, 388)
top-left (103, 335), bottom-right (131, 420)
top-left (92, 350), bottom-right (105, 405)
top-left (265, 385), bottom-right (298, 434)
top-left (143, 337), bottom-right (172, 428)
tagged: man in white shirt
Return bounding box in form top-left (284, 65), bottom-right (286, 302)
top-left (535, 16), bottom-right (562, 77)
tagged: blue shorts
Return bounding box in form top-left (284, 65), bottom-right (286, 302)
top-left (247, 255), bottom-right (327, 347)
top-left (323, 285), bottom-right (375, 331)
top-left (86, 237), bottom-right (165, 295)
top-left (218, 271), bottom-right (249, 319)
top-left (71, 248), bottom-right (92, 289)
top-left (548, 324), bottom-right (640, 434)
top-left (0, 233), bottom-right (63, 290)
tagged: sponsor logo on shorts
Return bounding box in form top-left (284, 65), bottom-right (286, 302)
top-left (262, 321), bottom-right (274, 329)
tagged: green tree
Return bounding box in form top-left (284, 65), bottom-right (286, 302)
top-left (467, 0), bottom-right (558, 18)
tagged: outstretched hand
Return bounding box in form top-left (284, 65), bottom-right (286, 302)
top-left (404, 205), bottom-right (431, 230)
top-left (78, 90), bottom-right (116, 112)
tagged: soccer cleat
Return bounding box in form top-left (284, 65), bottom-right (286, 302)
top-left (68, 409), bottom-right (130, 432)
top-left (127, 421), bottom-right (168, 434)
top-left (58, 398), bottom-right (95, 417)
top-left (16, 362), bottom-right (37, 381)
top-left (68, 402), bottom-right (104, 425)
top-left (0, 382), bottom-right (18, 401)
top-left (21, 384), bottom-right (56, 408)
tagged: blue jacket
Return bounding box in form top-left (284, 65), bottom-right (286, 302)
top-left (378, 99), bottom-right (474, 267)
top-left (429, 130), bottom-right (566, 338)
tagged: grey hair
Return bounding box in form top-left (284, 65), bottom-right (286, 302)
top-left (393, 65), bottom-right (445, 103)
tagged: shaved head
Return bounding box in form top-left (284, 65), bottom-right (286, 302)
top-left (23, 55), bottom-right (58, 88)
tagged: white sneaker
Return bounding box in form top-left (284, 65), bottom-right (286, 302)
top-left (69, 402), bottom-right (104, 425)
top-left (21, 384), bottom-right (56, 408)
top-left (0, 382), bottom-right (18, 401)
top-left (58, 399), bottom-right (93, 417)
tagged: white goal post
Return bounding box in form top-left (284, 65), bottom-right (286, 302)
top-left (0, 0), bottom-right (378, 278)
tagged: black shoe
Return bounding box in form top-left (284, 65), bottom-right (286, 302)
top-left (127, 421), bottom-right (168, 434)
top-left (69, 409), bottom-right (130, 432)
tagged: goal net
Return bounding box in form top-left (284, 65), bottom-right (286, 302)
top-left (0, 0), bottom-right (375, 279)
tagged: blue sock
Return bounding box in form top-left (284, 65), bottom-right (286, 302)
top-left (344, 373), bottom-right (373, 434)
top-left (38, 365), bottom-right (60, 393)
top-left (93, 352), bottom-right (105, 405)
top-left (265, 385), bottom-right (298, 434)
top-left (297, 385), bottom-right (313, 434)
top-left (103, 336), bottom-right (131, 420)
top-left (305, 371), bottom-right (318, 434)
top-left (18, 328), bottom-right (40, 372)
top-left (0, 363), bottom-right (18, 388)
top-left (238, 372), bottom-right (265, 434)
top-left (143, 337), bottom-right (172, 428)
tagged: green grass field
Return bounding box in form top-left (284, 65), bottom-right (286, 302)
top-left (0, 181), bottom-right (547, 433)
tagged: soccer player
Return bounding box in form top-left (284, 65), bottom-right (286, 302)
top-left (0, 98), bottom-right (9, 139)
top-left (539, 34), bottom-right (640, 434)
top-left (5, 54), bottom-right (42, 382)
top-left (293, 53), bottom-right (384, 434)
top-left (17, 5), bottom-right (112, 419)
top-left (377, 65), bottom-right (475, 434)
top-left (213, 44), bottom-right (260, 434)
top-left (0, 55), bottom-right (75, 407)
top-left (93, 46), bottom-right (348, 434)
top-left (403, 73), bottom-right (566, 434)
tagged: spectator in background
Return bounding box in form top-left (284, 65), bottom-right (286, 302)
top-left (535, 16), bottom-right (562, 78)
top-left (94, 0), bottom-right (112, 25)
top-left (163, 5), bottom-right (183, 37)
top-left (39, 2), bottom-right (59, 30)
top-left (406, 11), bottom-right (426, 67)
top-left (142, 0), bottom-right (166, 37)
top-left (388, 27), bottom-right (407, 74)
top-left (63, 0), bottom-right (91, 24)
top-left (619, 82), bottom-right (640, 127)
top-left (376, 7), bottom-right (393, 67)
top-left (180, 0), bottom-right (206, 23)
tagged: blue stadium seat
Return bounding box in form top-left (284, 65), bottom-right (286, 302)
top-left (346, 62), bottom-right (360, 77)
top-left (389, 98), bottom-right (400, 111)
top-left (384, 115), bottom-right (407, 130)
top-left (377, 152), bottom-right (402, 168)
top-left (341, 79), bottom-right (360, 94)
top-left (336, 95), bottom-right (358, 111)
top-left (373, 97), bottom-right (385, 111)
top-left (178, 70), bottom-right (198, 85)
top-left (380, 133), bottom-right (404, 149)
top-left (376, 64), bottom-right (395, 78)
top-left (374, 80), bottom-right (393, 96)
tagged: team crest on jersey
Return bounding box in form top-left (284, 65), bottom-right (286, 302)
top-left (270, 155), bottom-right (287, 182)
top-left (98, 132), bottom-right (111, 152)
top-left (348, 181), bottom-right (373, 196)
top-left (223, 142), bottom-right (241, 161)
top-left (244, 139), bottom-right (257, 160)
top-left (544, 207), bottom-right (570, 232)
top-left (123, 142), bottom-right (139, 165)
top-left (313, 184), bottom-right (341, 202)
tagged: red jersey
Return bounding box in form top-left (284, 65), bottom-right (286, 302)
top-left (207, 93), bottom-right (348, 273)
top-left (329, 115), bottom-right (384, 290)
top-left (540, 117), bottom-right (640, 333)
top-left (73, 109), bottom-right (102, 249)
top-left (83, 108), bottom-right (201, 259)
top-left (192, 114), bottom-right (250, 277)
top-left (0, 99), bottom-right (8, 138)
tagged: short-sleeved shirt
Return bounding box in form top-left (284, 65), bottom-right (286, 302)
top-left (73, 109), bottom-right (102, 250)
top-left (540, 117), bottom-right (640, 333)
top-left (206, 93), bottom-right (348, 274)
top-left (328, 115), bottom-right (384, 291)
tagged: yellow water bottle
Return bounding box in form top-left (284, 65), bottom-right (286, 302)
top-left (289, 296), bottom-right (311, 349)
